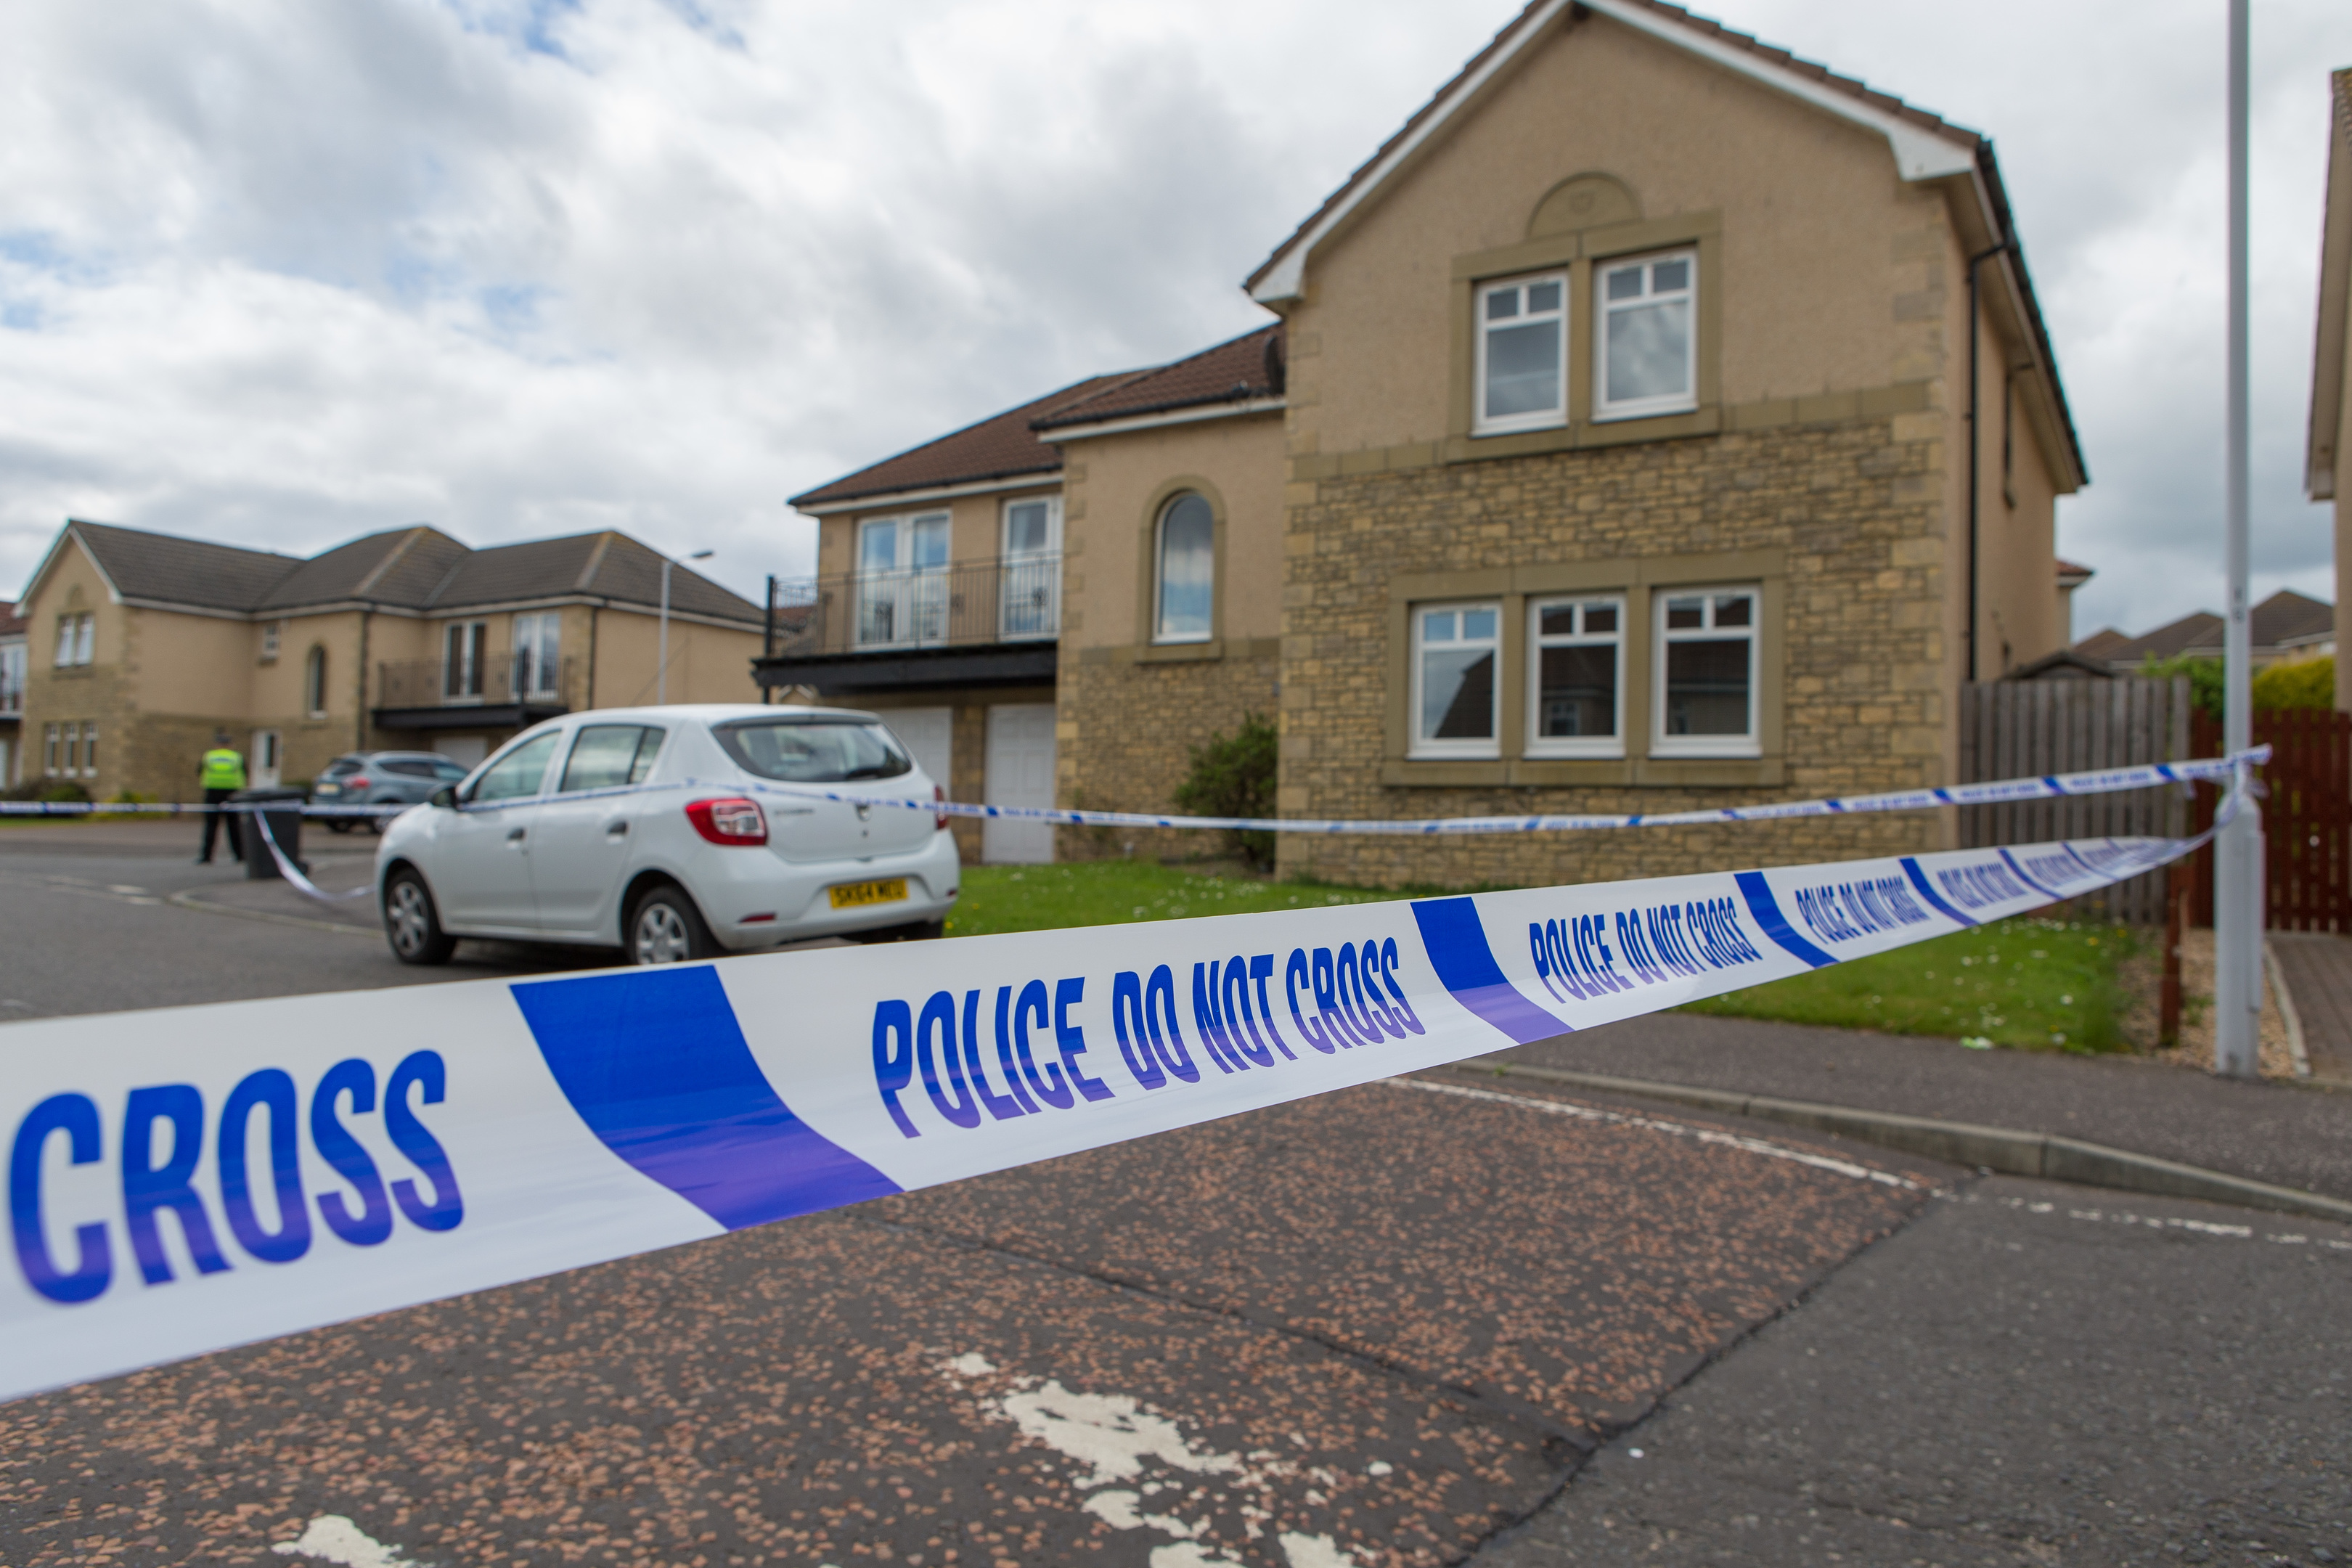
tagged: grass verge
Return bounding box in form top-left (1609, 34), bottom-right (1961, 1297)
top-left (1682, 915), bottom-right (2141, 1053)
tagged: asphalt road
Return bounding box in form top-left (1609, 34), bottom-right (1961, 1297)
top-left (3, 823), bottom-right (2348, 1564)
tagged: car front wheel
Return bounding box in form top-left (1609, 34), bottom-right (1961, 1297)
top-left (628, 883), bottom-right (719, 965)
top-left (383, 867), bottom-right (457, 965)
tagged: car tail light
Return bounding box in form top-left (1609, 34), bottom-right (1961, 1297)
top-left (685, 796), bottom-right (767, 845)
top-left (347, 776), bottom-right (369, 791)
top-left (935, 784), bottom-right (949, 832)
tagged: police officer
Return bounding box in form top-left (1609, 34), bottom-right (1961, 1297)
top-left (197, 730), bottom-right (246, 864)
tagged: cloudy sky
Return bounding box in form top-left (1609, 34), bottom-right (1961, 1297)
top-left (1, 0), bottom-right (2346, 641)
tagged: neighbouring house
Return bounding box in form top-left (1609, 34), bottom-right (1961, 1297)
top-left (0, 600), bottom-right (25, 787)
top-left (12, 520), bottom-right (764, 803)
top-left (763, 0), bottom-right (2086, 885)
top-left (2308, 65), bottom-right (2352, 711)
top-left (2074, 589), bottom-right (2337, 674)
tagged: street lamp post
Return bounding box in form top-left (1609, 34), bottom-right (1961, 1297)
top-left (658, 548), bottom-right (715, 706)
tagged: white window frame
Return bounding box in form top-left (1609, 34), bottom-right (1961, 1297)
top-left (1152, 493), bottom-right (1216, 645)
top-left (0, 642), bottom-right (23, 714)
top-left (54, 612), bottom-right (91, 669)
top-left (1409, 601), bottom-right (1503, 759)
top-left (1652, 585), bottom-right (1760, 759)
top-left (62, 722), bottom-right (81, 777)
top-left (261, 621), bottom-right (281, 662)
top-left (443, 621), bottom-right (487, 701)
top-left (1473, 271), bottom-right (1570, 436)
top-left (303, 645), bottom-right (329, 718)
top-left (43, 723), bottom-right (59, 777)
top-left (513, 612), bottom-right (562, 698)
top-left (73, 613), bottom-right (93, 666)
top-left (1594, 249), bottom-right (1699, 422)
top-left (997, 496), bottom-right (1062, 642)
top-left (855, 512), bottom-right (952, 648)
top-left (1524, 595), bottom-right (1627, 759)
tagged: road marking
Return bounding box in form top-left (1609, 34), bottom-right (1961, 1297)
top-left (271, 1515), bottom-right (411, 1567)
top-left (939, 1355), bottom-right (1356, 1568)
top-left (1998, 1195), bottom-right (2352, 1250)
top-left (1392, 1077), bottom-right (1922, 1190)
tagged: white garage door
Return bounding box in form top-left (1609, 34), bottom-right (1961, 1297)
top-left (984, 703), bottom-right (1057, 865)
top-left (883, 706), bottom-right (954, 796)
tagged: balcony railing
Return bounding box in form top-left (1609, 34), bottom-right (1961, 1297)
top-left (0, 683), bottom-right (21, 718)
top-left (768, 553), bottom-right (1061, 660)
top-left (376, 655), bottom-right (579, 711)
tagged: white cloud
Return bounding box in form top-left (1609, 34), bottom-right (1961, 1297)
top-left (1, 0), bottom-right (2346, 640)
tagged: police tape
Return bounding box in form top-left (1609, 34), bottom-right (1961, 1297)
top-left (0, 777), bottom-right (2243, 1405)
top-left (0, 748), bottom-right (2272, 837)
top-left (247, 813), bottom-right (375, 903)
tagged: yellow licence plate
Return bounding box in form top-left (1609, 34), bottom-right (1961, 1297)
top-left (830, 878), bottom-right (908, 910)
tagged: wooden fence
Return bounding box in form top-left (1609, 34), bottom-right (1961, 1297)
top-left (1957, 678), bottom-right (2192, 925)
top-left (2187, 707), bottom-right (2352, 932)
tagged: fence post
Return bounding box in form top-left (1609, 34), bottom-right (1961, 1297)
top-left (2160, 859), bottom-right (2186, 1046)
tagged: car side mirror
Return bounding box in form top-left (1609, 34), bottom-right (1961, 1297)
top-left (430, 786), bottom-right (457, 809)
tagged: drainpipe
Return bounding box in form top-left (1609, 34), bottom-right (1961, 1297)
top-left (1965, 237), bottom-right (2009, 685)
top-left (762, 573), bottom-right (777, 704)
top-left (586, 603), bottom-right (600, 709)
top-left (355, 607), bottom-right (371, 751)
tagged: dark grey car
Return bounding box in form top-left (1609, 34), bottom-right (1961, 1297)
top-left (311, 751), bottom-right (472, 833)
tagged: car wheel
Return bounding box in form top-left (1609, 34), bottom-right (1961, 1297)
top-left (846, 917), bottom-right (947, 944)
top-left (628, 883), bottom-right (719, 965)
top-left (364, 805), bottom-right (388, 836)
top-left (383, 867), bottom-right (457, 966)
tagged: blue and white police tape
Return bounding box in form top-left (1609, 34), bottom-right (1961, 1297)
top-left (0, 775), bottom-right (2244, 1405)
top-left (0, 799), bottom-right (403, 817)
top-left (735, 747), bottom-right (2269, 836)
top-left (0, 747), bottom-right (2273, 836)
top-left (246, 812), bottom-right (375, 903)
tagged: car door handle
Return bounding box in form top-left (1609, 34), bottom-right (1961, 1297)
top-left (603, 819), bottom-right (628, 836)
top-left (507, 828), bottom-right (526, 844)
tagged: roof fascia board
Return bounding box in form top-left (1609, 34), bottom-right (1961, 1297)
top-left (1042, 398), bottom-right (1288, 444)
top-left (2308, 77), bottom-right (2351, 501)
top-left (1249, 0), bottom-right (1977, 306)
top-left (17, 525), bottom-right (126, 611)
top-left (430, 592), bottom-right (759, 630)
top-left (796, 471), bottom-right (1065, 517)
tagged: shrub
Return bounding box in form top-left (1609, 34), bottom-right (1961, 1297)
top-left (2251, 655), bottom-right (2334, 711)
top-left (1172, 712), bottom-right (1278, 870)
top-left (2140, 653), bottom-right (2224, 718)
top-left (2, 779), bottom-right (91, 804)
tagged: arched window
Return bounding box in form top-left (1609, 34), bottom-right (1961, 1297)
top-left (1153, 493), bottom-right (1214, 643)
top-left (304, 645), bottom-right (329, 717)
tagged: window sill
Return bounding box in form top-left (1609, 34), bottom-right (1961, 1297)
top-left (1380, 756), bottom-right (1784, 789)
top-left (1135, 640), bottom-right (1222, 664)
top-left (1449, 404), bottom-right (1720, 464)
top-left (1592, 400), bottom-right (1700, 425)
top-left (1471, 414), bottom-right (1567, 440)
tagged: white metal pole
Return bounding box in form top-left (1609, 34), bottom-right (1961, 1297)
top-left (2215, 0), bottom-right (2263, 1078)
top-left (658, 558), bottom-right (674, 706)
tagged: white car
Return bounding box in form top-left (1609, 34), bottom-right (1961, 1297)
top-left (374, 703), bottom-right (960, 965)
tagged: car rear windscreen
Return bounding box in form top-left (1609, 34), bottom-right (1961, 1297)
top-left (713, 720), bottom-right (912, 783)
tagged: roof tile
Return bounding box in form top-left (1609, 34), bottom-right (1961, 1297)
top-left (790, 372), bottom-right (1150, 509)
top-left (1033, 324), bottom-right (1283, 430)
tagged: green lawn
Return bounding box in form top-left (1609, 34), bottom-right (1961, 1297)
top-left (945, 861), bottom-right (1392, 938)
top-left (1683, 915), bottom-right (2139, 1053)
top-left (945, 861), bottom-right (2139, 1055)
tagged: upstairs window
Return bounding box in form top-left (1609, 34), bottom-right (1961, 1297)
top-left (444, 621), bottom-right (487, 700)
top-left (513, 612), bottom-right (561, 699)
top-left (1654, 588), bottom-right (1759, 758)
top-left (1411, 603), bottom-right (1500, 758)
top-left (1474, 273), bottom-right (1568, 435)
top-left (54, 611), bottom-right (93, 668)
top-left (1526, 597), bottom-right (1624, 759)
top-left (303, 646), bottom-right (329, 717)
top-left (1153, 493), bottom-right (1214, 643)
top-left (1596, 251), bottom-right (1697, 420)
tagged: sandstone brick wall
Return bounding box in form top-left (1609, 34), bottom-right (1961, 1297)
top-left (1279, 412), bottom-right (1956, 890)
top-left (1055, 645), bottom-right (1280, 864)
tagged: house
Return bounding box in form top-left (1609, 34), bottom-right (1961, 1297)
top-left (2074, 589), bottom-right (2337, 674)
top-left (2308, 65), bottom-right (2352, 711)
top-left (0, 600), bottom-right (25, 787)
top-left (763, 0), bottom-right (2086, 886)
top-left (13, 520), bottom-right (764, 802)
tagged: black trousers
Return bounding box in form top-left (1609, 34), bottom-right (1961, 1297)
top-left (199, 788), bottom-right (242, 862)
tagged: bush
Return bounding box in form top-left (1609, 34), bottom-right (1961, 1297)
top-left (1, 779), bottom-right (91, 804)
top-left (2251, 655), bottom-right (2334, 711)
top-left (1172, 712), bottom-right (1278, 870)
top-left (2140, 653), bottom-right (2224, 719)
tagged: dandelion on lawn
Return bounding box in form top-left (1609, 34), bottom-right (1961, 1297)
top-left (2059, 994), bottom-right (2073, 1005)
top-left (1327, 894), bottom-right (1345, 904)
top-left (1132, 907), bottom-right (1146, 918)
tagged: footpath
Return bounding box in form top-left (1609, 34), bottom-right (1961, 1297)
top-left (1472, 1004), bottom-right (2352, 1212)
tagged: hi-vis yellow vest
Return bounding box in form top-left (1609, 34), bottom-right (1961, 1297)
top-left (201, 748), bottom-right (246, 790)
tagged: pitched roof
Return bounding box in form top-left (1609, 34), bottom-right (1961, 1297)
top-left (2055, 558), bottom-right (2094, 587)
top-left (66, 520), bottom-right (303, 612)
top-left (1033, 324), bottom-right (1285, 431)
top-left (790, 372), bottom-right (1151, 510)
top-left (22, 519), bottom-right (759, 626)
top-left (2075, 590), bottom-right (2336, 667)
